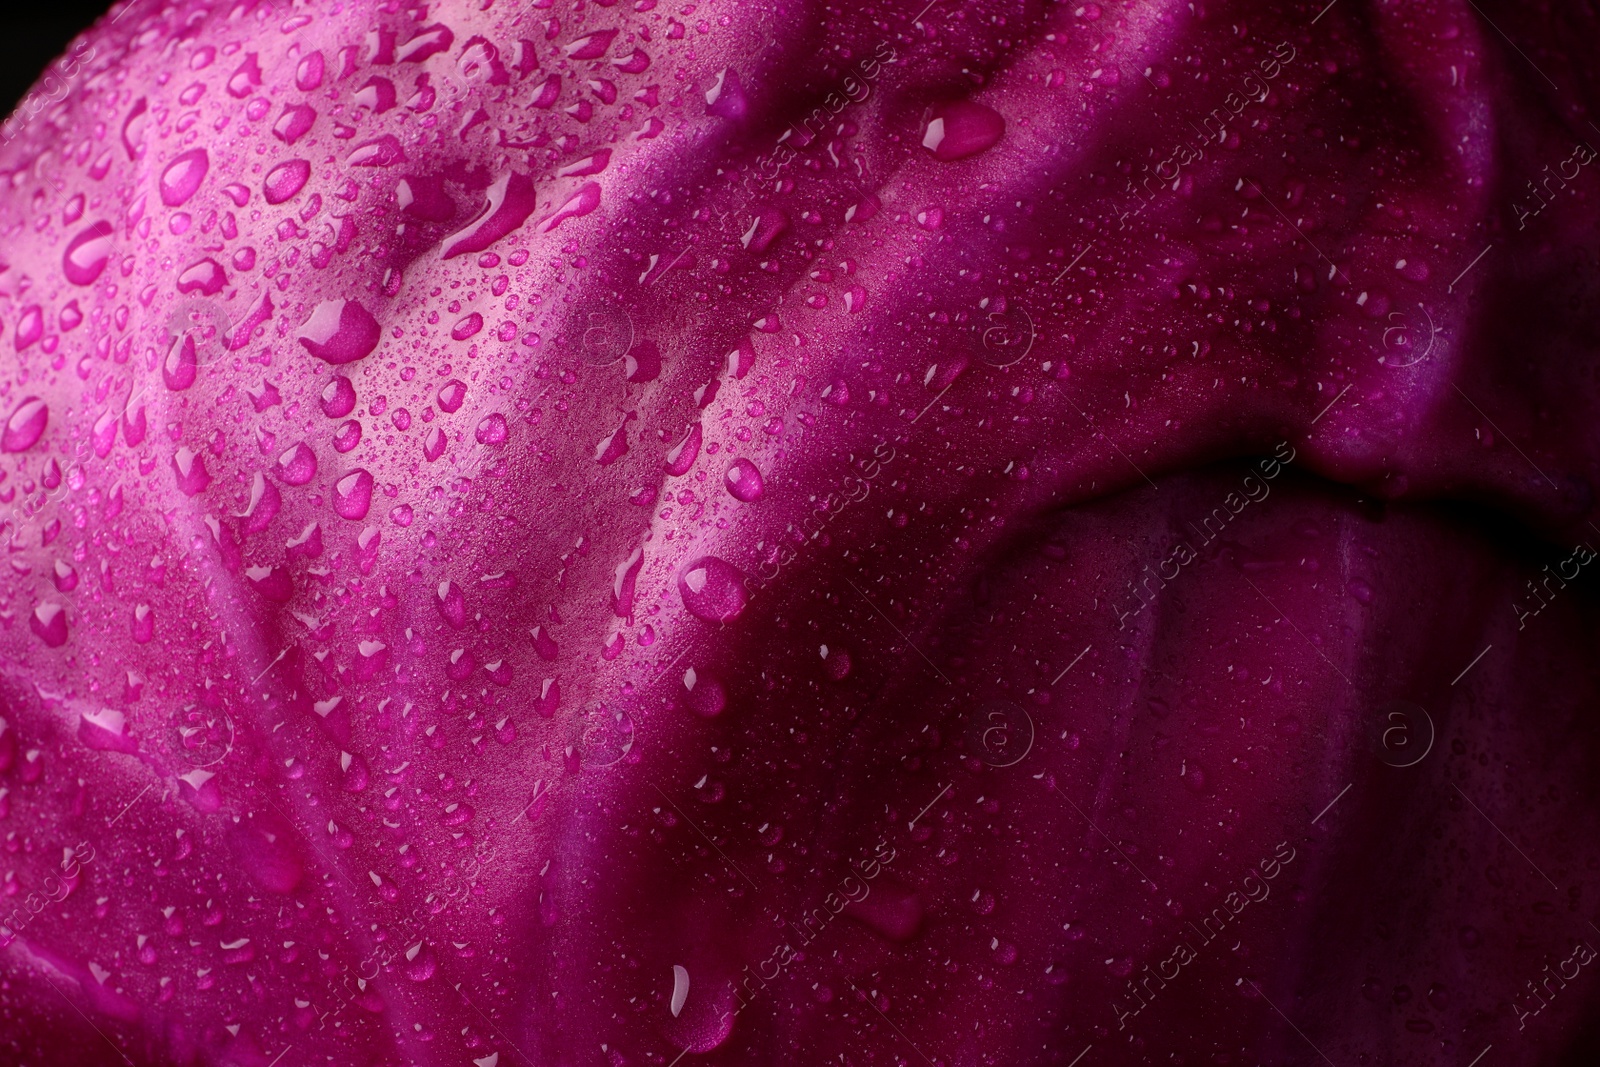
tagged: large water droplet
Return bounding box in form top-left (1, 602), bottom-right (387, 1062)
top-left (678, 557), bottom-right (749, 622)
top-left (670, 965), bottom-right (691, 1018)
top-left (723, 458), bottom-right (764, 502)
top-left (625, 340), bottom-right (661, 383)
top-left (296, 51), bottom-right (325, 91)
top-left (276, 442), bottom-right (318, 485)
top-left (681, 667), bottom-right (727, 718)
top-left (30, 602), bottom-right (69, 648)
top-left (159, 148), bottom-right (209, 207)
top-left (613, 547), bottom-right (644, 618)
top-left (436, 581), bottom-right (467, 628)
top-left (320, 375), bottom-right (357, 417)
top-left (441, 173), bottom-right (537, 259)
top-left (341, 751), bottom-right (370, 793)
top-left (238, 473), bottom-right (281, 534)
top-left (565, 30), bottom-right (618, 59)
top-left (62, 221), bottom-right (114, 286)
top-left (297, 299), bottom-right (381, 364)
top-left (922, 100), bottom-right (1006, 161)
top-left (178, 769), bottom-right (222, 812)
top-left (475, 413), bottom-right (508, 446)
top-left (79, 709), bottom-right (138, 754)
top-left (13, 305), bottom-right (41, 351)
top-left (595, 413), bottom-right (635, 466)
top-left (1, 396), bottom-right (48, 452)
top-left (262, 159), bottom-right (311, 204)
top-left (664, 423), bottom-right (701, 476)
top-left (536, 677), bottom-right (561, 718)
top-left (423, 425), bottom-right (447, 461)
top-left (346, 135), bottom-right (407, 168)
top-left (171, 447), bottom-right (211, 496)
top-left (273, 104), bottom-right (316, 146)
top-left (403, 942), bottom-right (437, 981)
top-left (176, 258), bottom-right (227, 296)
top-left (450, 313), bottom-right (483, 341)
top-left (437, 379), bottom-right (467, 412)
top-left (245, 564), bottom-right (294, 602)
top-left (705, 67), bottom-right (748, 119)
top-left (538, 182), bottom-right (600, 233)
top-left (162, 335), bottom-right (198, 391)
top-left (332, 419), bottom-right (363, 453)
top-left (333, 469), bottom-right (374, 520)
top-left (395, 174), bottom-right (456, 221)
top-left (530, 626), bottom-right (559, 661)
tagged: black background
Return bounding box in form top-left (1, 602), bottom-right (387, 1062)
top-left (1, 4), bottom-right (113, 117)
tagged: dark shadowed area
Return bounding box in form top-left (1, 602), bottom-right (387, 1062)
top-left (0, 4), bottom-right (109, 116)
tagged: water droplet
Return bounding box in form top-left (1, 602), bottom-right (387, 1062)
top-left (594, 413), bottom-right (635, 466)
top-left (320, 375), bottom-right (357, 417)
top-left (665, 423), bottom-right (702, 475)
top-left (245, 565), bottom-right (294, 602)
top-left (341, 751), bottom-right (370, 793)
top-left (681, 668), bottom-right (726, 718)
top-left (176, 257), bottom-right (227, 296)
top-left (536, 677), bottom-right (561, 718)
top-left (625, 339), bottom-right (661, 383)
top-left (30, 602), bottom-right (69, 648)
top-left (670, 965), bottom-right (690, 1018)
top-left (159, 149), bottom-right (210, 210)
top-left (79, 708), bottom-right (138, 754)
top-left (441, 173), bottom-right (537, 259)
top-left (402, 942), bottom-right (437, 981)
top-left (921, 100), bottom-right (1006, 161)
top-left (131, 604), bottom-right (154, 644)
top-left (475, 413), bottom-right (508, 446)
top-left (178, 769), bottom-right (222, 813)
top-left (333, 469), bottom-right (374, 520)
top-left (615, 47), bottom-right (651, 74)
top-left (62, 221), bottom-right (114, 286)
top-left (538, 182), bottom-right (601, 233)
top-left (423, 426), bottom-right (447, 461)
top-left (276, 442), bottom-right (318, 486)
top-left (1, 396), bottom-right (48, 452)
top-left (705, 67), bottom-right (748, 119)
top-left (565, 30), bottom-right (618, 60)
top-left (723, 458), bottom-right (764, 501)
top-left (262, 159), bottom-right (311, 204)
top-left (613, 547), bottom-right (644, 618)
top-left (742, 208), bottom-right (788, 252)
top-left (162, 335), bottom-right (198, 391)
top-left (332, 419), bottom-right (363, 453)
top-left (298, 299), bottom-right (381, 364)
top-left (436, 581), bottom-right (467, 629)
top-left (296, 51), bottom-right (325, 91)
top-left (171, 447), bottom-right (211, 496)
top-left (677, 557), bottom-right (749, 622)
top-left (273, 104), bottom-right (317, 146)
top-left (530, 626), bottom-right (559, 661)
